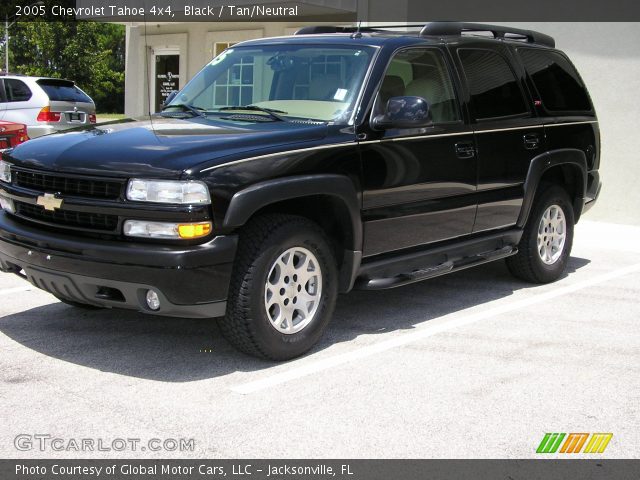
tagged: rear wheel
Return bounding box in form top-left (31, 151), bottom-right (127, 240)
top-left (507, 184), bottom-right (574, 283)
top-left (219, 214), bottom-right (338, 360)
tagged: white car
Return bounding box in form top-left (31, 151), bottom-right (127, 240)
top-left (0, 75), bottom-right (96, 138)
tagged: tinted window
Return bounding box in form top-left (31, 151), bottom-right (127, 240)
top-left (459, 49), bottom-right (528, 119)
top-left (3, 79), bottom-right (32, 102)
top-left (37, 80), bottom-right (92, 103)
top-left (518, 48), bottom-right (591, 112)
top-left (376, 48), bottom-right (460, 123)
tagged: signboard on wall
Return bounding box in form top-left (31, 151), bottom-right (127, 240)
top-left (155, 54), bottom-right (180, 112)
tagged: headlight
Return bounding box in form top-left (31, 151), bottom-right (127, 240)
top-left (0, 160), bottom-right (12, 183)
top-left (123, 220), bottom-right (212, 239)
top-left (126, 179), bottom-right (210, 204)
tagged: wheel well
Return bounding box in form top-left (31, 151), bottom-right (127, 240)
top-left (248, 195), bottom-right (356, 267)
top-left (539, 164), bottom-right (585, 220)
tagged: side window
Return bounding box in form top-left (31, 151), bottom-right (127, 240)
top-left (4, 79), bottom-right (32, 102)
top-left (518, 48), bottom-right (592, 112)
top-left (375, 48), bottom-right (460, 124)
top-left (458, 49), bottom-right (528, 120)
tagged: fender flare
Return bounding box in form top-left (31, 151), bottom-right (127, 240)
top-left (223, 174), bottom-right (362, 252)
top-left (517, 148), bottom-right (587, 228)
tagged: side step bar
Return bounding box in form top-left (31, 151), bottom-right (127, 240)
top-left (355, 230), bottom-right (521, 290)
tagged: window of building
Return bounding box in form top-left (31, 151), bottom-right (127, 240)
top-left (518, 48), bottom-right (592, 112)
top-left (458, 49), bottom-right (528, 120)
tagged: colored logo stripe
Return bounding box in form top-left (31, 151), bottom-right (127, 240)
top-left (583, 433), bottom-right (613, 453)
top-left (536, 433), bottom-right (566, 453)
top-left (560, 433), bottom-right (589, 453)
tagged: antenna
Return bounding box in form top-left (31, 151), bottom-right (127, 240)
top-left (142, 0), bottom-right (156, 135)
top-left (352, 21), bottom-right (363, 39)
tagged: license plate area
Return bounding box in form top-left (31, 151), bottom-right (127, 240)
top-left (67, 112), bottom-right (84, 122)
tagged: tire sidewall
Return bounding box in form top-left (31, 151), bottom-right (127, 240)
top-left (527, 185), bottom-right (575, 282)
top-left (245, 223), bottom-right (337, 360)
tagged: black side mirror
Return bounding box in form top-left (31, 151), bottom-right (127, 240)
top-left (371, 96), bottom-right (432, 130)
top-left (163, 90), bottom-right (179, 107)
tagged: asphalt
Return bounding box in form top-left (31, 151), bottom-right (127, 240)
top-left (1, 220), bottom-right (639, 459)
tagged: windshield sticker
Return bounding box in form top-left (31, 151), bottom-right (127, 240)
top-left (333, 89), bottom-right (348, 101)
top-left (209, 49), bottom-right (233, 66)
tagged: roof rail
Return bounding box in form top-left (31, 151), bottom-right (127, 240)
top-left (420, 22), bottom-right (555, 48)
top-left (294, 23), bottom-right (555, 48)
top-left (294, 25), bottom-right (425, 36)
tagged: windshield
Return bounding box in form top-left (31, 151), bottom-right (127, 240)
top-left (167, 44), bottom-right (375, 123)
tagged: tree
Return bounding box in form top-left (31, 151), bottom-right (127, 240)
top-left (5, 20), bottom-right (125, 113)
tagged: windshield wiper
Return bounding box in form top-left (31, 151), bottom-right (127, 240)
top-left (161, 103), bottom-right (205, 117)
top-left (217, 105), bottom-right (288, 122)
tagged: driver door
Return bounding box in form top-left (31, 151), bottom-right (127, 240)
top-left (360, 47), bottom-right (477, 257)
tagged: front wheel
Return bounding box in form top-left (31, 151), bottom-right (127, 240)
top-left (506, 184), bottom-right (575, 283)
top-left (219, 214), bottom-right (338, 360)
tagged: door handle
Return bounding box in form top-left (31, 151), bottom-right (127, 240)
top-left (455, 142), bottom-right (475, 159)
top-left (523, 133), bottom-right (541, 150)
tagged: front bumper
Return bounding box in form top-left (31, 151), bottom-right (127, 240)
top-left (0, 212), bottom-right (237, 318)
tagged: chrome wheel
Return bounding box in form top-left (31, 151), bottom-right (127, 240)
top-left (264, 247), bottom-right (322, 334)
top-left (537, 204), bottom-right (567, 265)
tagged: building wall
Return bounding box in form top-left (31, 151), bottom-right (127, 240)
top-left (124, 22), bottom-right (640, 225)
top-left (509, 23), bottom-right (640, 225)
top-left (124, 22), bottom-right (315, 118)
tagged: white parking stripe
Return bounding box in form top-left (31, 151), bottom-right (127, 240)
top-left (0, 286), bottom-right (32, 296)
top-left (230, 262), bottom-right (640, 395)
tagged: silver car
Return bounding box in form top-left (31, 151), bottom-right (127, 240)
top-left (0, 75), bottom-right (96, 138)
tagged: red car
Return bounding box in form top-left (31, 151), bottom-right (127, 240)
top-left (0, 120), bottom-right (29, 149)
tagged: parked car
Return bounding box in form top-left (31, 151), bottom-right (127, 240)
top-left (0, 120), bottom-right (29, 149)
top-left (0, 23), bottom-right (601, 360)
top-left (0, 75), bottom-right (96, 138)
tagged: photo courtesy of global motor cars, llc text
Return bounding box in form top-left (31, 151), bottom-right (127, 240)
top-left (1, 0), bottom-right (640, 479)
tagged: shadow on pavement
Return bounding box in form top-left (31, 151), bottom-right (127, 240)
top-left (0, 256), bottom-right (590, 382)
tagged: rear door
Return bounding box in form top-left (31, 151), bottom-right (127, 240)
top-left (360, 47), bottom-right (476, 257)
top-left (454, 44), bottom-right (543, 232)
top-left (2, 78), bottom-right (35, 125)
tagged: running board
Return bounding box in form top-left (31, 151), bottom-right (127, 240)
top-left (355, 230), bottom-right (521, 290)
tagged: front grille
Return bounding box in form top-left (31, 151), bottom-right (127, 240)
top-left (14, 201), bottom-right (118, 232)
top-left (14, 170), bottom-right (123, 200)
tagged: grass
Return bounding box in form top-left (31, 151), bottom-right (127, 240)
top-left (95, 113), bottom-right (126, 122)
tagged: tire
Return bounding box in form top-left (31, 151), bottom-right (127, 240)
top-left (55, 296), bottom-right (105, 310)
top-left (219, 214), bottom-right (338, 360)
top-left (506, 183), bottom-right (575, 283)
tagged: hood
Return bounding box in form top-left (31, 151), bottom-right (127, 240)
top-left (6, 115), bottom-right (330, 179)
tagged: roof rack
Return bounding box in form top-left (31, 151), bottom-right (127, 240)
top-left (420, 22), bottom-right (555, 48)
top-left (294, 22), bottom-right (555, 48)
top-left (294, 25), bottom-right (425, 36)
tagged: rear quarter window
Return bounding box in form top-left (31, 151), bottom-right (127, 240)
top-left (517, 48), bottom-right (592, 113)
top-left (3, 79), bottom-right (32, 102)
top-left (37, 80), bottom-right (93, 103)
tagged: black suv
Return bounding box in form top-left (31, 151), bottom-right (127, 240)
top-left (0, 23), bottom-right (601, 359)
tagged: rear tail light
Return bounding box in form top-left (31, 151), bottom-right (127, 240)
top-left (36, 106), bottom-right (61, 122)
top-left (89, 114), bottom-right (96, 124)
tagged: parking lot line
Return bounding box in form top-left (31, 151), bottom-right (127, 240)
top-left (0, 286), bottom-right (32, 296)
top-left (230, 262), bottom-right (640, 395)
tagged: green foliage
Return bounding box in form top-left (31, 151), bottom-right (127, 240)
top-left (4, 21), bottom-right (125, 112)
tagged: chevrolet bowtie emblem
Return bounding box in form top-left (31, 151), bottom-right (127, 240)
top-left (37, 193), bottom-right (63, 211)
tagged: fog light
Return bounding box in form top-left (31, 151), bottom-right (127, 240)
top-left (0, 195), bottom-right (14, 213)
top-left (145, 290), bottom-right (161, 310)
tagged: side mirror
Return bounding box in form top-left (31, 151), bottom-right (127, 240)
top-left (371, 96), bottom-right (432, 130)
top-left (163, 90), bottom-right (179, 107)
